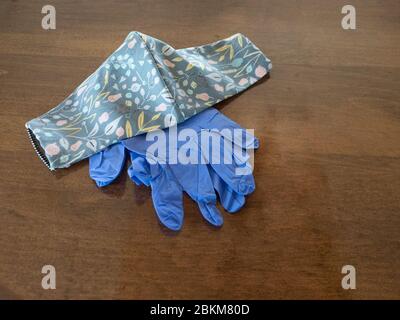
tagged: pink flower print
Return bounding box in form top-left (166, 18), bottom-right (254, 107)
top-left (116, 127), bottom-right (125, 137)
top-left (255, 65), bottom-right (267, 78)
top-left (98, 112), bottom-right (109, 124)
top-left (128, 39), bottom-right (137, 49)
top-left (155, 103), bottom-right (167, 112)
top-left (214, 84), bottom-right (224, 92)
top-left (163, 59), bottom-right (175, 68)
top-left (238, 78), bottom-right (248, 86)
top-left (56, 120), bottom-right (68, 126)
top-left (195, 93), bottom-right (210, 101)
top-left (108, 93), bottom-right (122, 103)
top-left (45, 143), bottom-right (60, 156)
top-left (70, 141), bottom-right (82, 152)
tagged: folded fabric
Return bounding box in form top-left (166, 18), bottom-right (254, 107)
top-left (89, 108), bottom-right (258, 230)
top-left (26, 31), bottom-right (271, 170)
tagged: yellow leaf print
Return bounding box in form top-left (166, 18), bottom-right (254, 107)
top-left (151, 113), bottom-right (161, 121)
top-left (172, 57), bottom-right (183, 62)
top-left (219, 55), bottom-right (225, 62)
top-left (138, 111), bottom-right (144, 130)
top-left (104, 70), bottom-right (109, 85)
top-left (97, 91), bottom-right (110, 101)
top-left (238, 35), bottom-right (243, 47)
top-left (229, 46), bottom-right (234, 60)
top-left (216, 45), bottom-right (228, 52)
top-left (125, 120), bottom-right (132, 137)
top-left (185, 63), bottom-right (194, 71)
top-left (142, 125), bottom-right (160, 133)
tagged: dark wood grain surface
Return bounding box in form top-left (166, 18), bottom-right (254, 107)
top-left (0, 0), bottom-right (399, 299)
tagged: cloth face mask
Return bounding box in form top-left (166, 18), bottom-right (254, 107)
top-left (26, 31), bottom-right (271, 170)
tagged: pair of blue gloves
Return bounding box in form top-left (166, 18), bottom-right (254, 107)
top-left (89, 108), bottom-right (258, 230)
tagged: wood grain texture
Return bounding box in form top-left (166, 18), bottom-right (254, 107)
top-left (0, 0), bottom-right (399, 299)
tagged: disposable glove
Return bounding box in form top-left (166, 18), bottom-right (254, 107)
top-left (89, 108), bottom-right (259, 230)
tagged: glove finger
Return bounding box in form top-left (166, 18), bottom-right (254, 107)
top-left (208, 166), bottom-right (245, 213)
top-left (89, 142), bottom-right (126, 187)
top-left (128, 151), bottom-right (151, 186)
top-left (203, 140), bottom-right (255, 196)
top-left (168, 161), bottom-right (216, 205)
top-left (201, 131), bottom-right (255, 168)
top-left (205, 112), bottom-right (259, 149)
top-left (150, 163), bottom-right (184, 231)
top-left (211, 161), bottom-right (255, 196)
top-left (218, 128), bottom-right (259, 150)
top-left (197, 202), bottom-right (224, 227)
top-left (168, 160), bottom-right (222, 226)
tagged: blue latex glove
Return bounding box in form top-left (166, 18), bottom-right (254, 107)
top-left (89, 143), bottom-right (126, 187)
top-left (89, 108), bottom-right (259, 230)
top-left (128, 152), bottom-right (251, 230)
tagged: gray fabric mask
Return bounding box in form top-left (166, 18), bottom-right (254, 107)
top-left (26, 31), bottom-right (271, 170)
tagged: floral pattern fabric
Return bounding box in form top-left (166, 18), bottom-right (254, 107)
top-left (26, 31), bottom-right (272, 170)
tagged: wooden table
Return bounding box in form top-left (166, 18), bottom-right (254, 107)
top-left (0, 0), bottom-right (399, 299)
